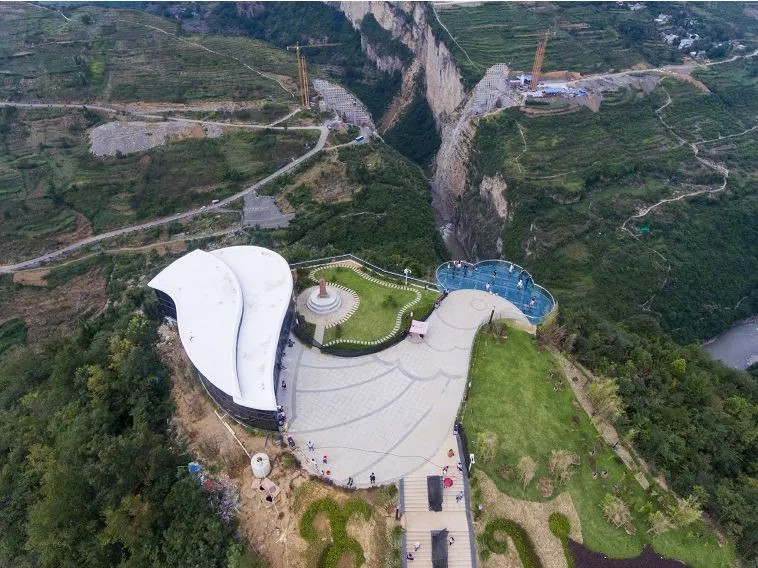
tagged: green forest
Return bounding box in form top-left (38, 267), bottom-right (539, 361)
top-left (384, 78), bottom-right (441, 168)
top-left (463, 59), bottom-right (758, 565)
top-left (260, 143), bottom-right (447, 277)
top-left (545, 309), bottom-right (757, 563)
top-left (0, 295), bottom-right (264, 568)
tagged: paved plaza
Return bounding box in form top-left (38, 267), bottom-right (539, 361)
top-left (279, 289), bottom-right (529, 487)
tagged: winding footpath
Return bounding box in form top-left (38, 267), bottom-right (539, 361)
top-left (0, 104), bottom-right (328, 273)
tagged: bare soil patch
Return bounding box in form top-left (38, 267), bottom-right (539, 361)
top-left (13, 268), bottom-right (50, 287)
top-left (0, 270), bottom-right (107, 344)
top-left (155, 325), bottom-right (399, 568)
top-left (89, 120), bottom-right (223, 157)
top-left (475, 471), bottom-right (582, 568)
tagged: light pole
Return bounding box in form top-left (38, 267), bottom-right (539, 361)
top-left (403, 267), bottom-right (411, 285)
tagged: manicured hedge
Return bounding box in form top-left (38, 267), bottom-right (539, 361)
top-left (300, 498), bottom-right (371, 568)
top-left (481, 518), bottom-right (542, 568)
top-left (549, 512), bottom-right (574, 568)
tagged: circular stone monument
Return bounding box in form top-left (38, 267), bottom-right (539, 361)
top-left (306, 277), bottom-right (343, 315)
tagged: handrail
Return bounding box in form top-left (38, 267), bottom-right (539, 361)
top-left (289, 254), bottom-right (441, 291)
top-left (436, 259), bottom-right (557, 325)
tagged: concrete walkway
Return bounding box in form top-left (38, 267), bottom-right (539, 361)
top-left (280, 289), bottom-right (529, 487)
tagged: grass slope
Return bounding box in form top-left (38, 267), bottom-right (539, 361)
top-left (462, 328), bottom-right (734, 566)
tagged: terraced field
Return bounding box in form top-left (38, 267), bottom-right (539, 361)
top-left (433, 2), bottom-right (756, 87)
top-left (0, 107), bottom-right (317, 263)
top-left (433, 2), bottom-right (675, 87)
top-left (0, 4), bottom-right (299, 104)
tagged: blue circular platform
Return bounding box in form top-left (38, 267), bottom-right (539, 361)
top-left (436, 260), bottom-right (556, 325)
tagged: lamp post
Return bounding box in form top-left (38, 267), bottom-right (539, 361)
top-left (403, 267), bottom-right (411, 285)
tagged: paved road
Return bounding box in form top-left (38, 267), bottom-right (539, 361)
top-left (0, 103), bottom-right (328, 273)
top-left (278, 289), bottom-right (529, 487)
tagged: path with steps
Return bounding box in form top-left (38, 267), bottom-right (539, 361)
top-left (400, 432), bottom-right (475, 568)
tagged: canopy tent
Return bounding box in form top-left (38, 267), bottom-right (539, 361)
top-left (410, 320), bottom-right (429, 336)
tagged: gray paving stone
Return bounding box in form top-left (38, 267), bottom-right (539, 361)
top-left (286, 290), bottom-right (529, 486)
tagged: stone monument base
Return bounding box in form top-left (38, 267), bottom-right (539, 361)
top-left (306, 287), bottom-right (342, 315)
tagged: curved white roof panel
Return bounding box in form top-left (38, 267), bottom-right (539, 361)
top-left (148, 246), bottom-right (292, 412)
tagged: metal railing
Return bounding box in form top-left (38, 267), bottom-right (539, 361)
top-left (289, 254), bottom-right (441, 291)
top-left (435, 259), bottom-right (557, 325)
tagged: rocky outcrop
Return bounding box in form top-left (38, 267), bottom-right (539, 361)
top-left (480, 175), bottom-right (509, 220)
top-left (361, 38), bottom-right (404, 73)
top-left (333, 2), bottom-right (518, 260)
top-left (334, 1), bottom-right (466, 122)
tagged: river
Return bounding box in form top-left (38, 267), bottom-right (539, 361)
top-left (702, 318), bottom-right (758, 370)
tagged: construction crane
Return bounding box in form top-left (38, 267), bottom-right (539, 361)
top-left (529, 30), bottom-right (551, 90)
top-left (286, 42), bottom-right (341, 108)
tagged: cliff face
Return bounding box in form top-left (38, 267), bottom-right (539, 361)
top-left (334, 1), bottom-right (510, 260)
top-left (334, 1), bottom-right (466, 121)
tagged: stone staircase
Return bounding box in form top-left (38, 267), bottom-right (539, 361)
top-left (402, 475), bottom-right (468, 514)
top-left (404, 529), bottom-right (473, 567)
top-left (400, 436), bottom-right (474, 568)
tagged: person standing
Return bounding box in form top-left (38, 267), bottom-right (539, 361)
top-left (307, 440), bottom-right (315, 452)
top-left (370, 472), bottom-right (376, 485)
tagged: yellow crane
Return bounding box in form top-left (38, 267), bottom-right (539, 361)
top-left (286, 42), bottom-right (341, 108)
top-left (529, 30), bottom-right (551, 90)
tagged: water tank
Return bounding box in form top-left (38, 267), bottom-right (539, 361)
top-left (251, 453), bottom-right (271, 478)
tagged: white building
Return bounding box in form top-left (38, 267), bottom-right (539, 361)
top-left (149, 246), bottom-right (294, 429)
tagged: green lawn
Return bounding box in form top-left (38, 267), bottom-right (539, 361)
top-left (462, 328), bottom-right (734, 567)
top-left (316, 266), bottom-right (439, 345)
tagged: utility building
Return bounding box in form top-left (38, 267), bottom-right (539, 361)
top-left (149, 246), bottom-right (294, 430)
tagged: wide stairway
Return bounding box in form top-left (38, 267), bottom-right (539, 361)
top-left (400, 432), bottom-right (474, 568)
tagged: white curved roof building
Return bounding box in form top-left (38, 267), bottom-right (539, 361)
top-left (149, 246), bottom-right (293, 428)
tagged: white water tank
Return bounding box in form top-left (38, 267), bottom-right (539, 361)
top-left (251, 453), bottom-right (271, 478)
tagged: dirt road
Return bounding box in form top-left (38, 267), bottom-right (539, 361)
top-left (0, 107), bottom-right (328, 273)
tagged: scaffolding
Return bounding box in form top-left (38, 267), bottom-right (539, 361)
top-left (312, 79), bottom-right (375, 130)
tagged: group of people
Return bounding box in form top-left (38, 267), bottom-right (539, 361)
top-left (405, 535), bottom-right (456, 561)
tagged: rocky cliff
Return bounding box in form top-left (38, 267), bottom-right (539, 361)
top-left (334, 2), bottom-right (515, 260)
top-left (334, 1), bottom-right (466, 121)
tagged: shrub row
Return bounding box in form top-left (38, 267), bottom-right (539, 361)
top-left (548, 512), bottom-right (574, 568)
top-left (299, 498), bottom-right (371, 568)
top-left (480, 518), bottom-right (542, 568)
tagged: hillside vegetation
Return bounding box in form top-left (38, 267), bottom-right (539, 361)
top-left (259, 143), bottom-right (447, 276)
top-left (0, 297), bottom-right (265, 567)
top-left (0, 4), bottom-right (298, 104)
top-left (0, 106), bottom-right (316, 263)
top-left (464, 57), bottom-right (757, 564)
top-left (467, 70), bottom-right (757, 343)
top-left (433, 2), bottom-right (757, 88)
top-left (201, 2), bottom-right (403, 120)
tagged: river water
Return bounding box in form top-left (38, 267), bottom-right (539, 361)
top-left (702, 318), bottom-right (758, 370)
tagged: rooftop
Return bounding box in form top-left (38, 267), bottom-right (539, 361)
top-left (148, 246), bottom-right (293, 412)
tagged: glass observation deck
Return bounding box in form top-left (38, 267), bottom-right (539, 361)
top-left (436, 260), bottom-right (556, 325)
